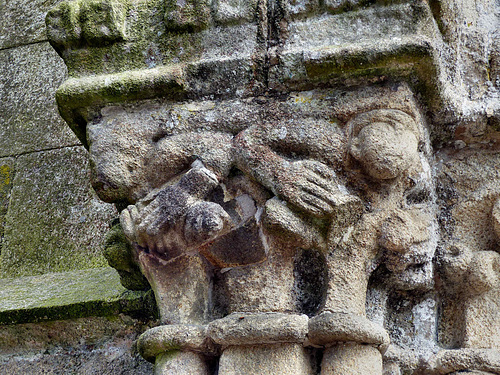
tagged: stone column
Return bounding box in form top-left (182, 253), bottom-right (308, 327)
top-left (136, 253), bottom-right (214, 375)
top-left (308, 312), bottom-right (389, 375)
top-left (208, 313), bottom-right (312, 375)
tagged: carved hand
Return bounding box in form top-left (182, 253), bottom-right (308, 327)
top-left (120, 163), bottom-right (231, 257)
top-left (274, 160), bottom-right (342, 217)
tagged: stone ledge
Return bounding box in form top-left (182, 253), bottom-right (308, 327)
top-left (0, 267), bottom-right (153, 325)
top-left (431, 348), bottom-right (500, 375)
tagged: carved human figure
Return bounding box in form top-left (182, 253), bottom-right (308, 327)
top-left (87, 101), bottom-right (353, 374)
top-left (340, 109), bottom-right (432, 312)
top-left (236, 109), bottom-right (432, 312)
top-left (313, 109), bottom-right (435, 375)
top-left (434, 196), bottom-right (500, 374)
top-left (229, 107), bottom-right (437, 374)
top-left (87, 99), bottom-right (434, 375)
top-left (88, 112), bottom-right (242, 373)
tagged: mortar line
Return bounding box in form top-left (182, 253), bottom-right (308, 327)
top-left (0, 39), bottom-right (49, 53)
top-left (0, 143), bottom-right (83, 159)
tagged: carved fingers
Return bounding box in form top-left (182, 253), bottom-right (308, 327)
top-left (121, 203), bottom-right (173, 255)
top-left (120, 184), bottom-right (191, 255)
top-left (277, 160), bottom-right (343, 217)
top-left (119, 164), bottom-right (231, 258)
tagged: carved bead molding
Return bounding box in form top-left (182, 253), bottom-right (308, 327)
top-left (47, 0), bottom-right (500, 374)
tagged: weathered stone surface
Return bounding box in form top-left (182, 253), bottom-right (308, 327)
top-left (0, 42), bottom-right (78, 157)
top-left (155, 351), bottom-right (210, 375)
top-left (37, 1), bottom-right (500, 375)
top-left (71, 82), bottom-right (438, 374)
top-left (46, 0), bottom-right (128, 50)
top-left (491, 198), bottom-right (500, 240)
top-left (437, 150), bottom-right (500, 350)
top-left (215, 0), bottom-right (259, 25)
top-left (208, 312), bottom-right (308, 345)
top-left (0, 0), bottom-right (65, 49)
top-left (0, 146), bottom-right (117, 278)
top-left (436, 0), bottom-right (499, 105)
top-left (218, 343), bottom-right (314, 375)
top-left (0, 267), bottom-right (151, 324)
top-left (0, 314), bottom-right (154, 374)
top-left (269, 2), bottom-right (439, 93)
top-left (137, 254), bottom-right (213, 325)
top-left (103, 221), bottom-right (151, 291)
top-left (432, 348), bottom-right (500, 374)
top-left (137, 324), bottom-right (213, 363)
top-left (321, 343), bottom-right (383, 375)
top-left (308, 312), bottom-right (389, 350)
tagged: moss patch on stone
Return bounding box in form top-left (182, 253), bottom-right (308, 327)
top-left (0, 147), bottom-right (116, 278)
top-left (0, 158), bottom-right (14, 254)
top-left (0, 267), bottom-right (154, 325)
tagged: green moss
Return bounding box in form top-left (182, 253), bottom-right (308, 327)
top-left (0, 148), bottom-right (116, 278)
top-left (303, 42), bottom-right (431, 79)
top-left (104, 222), bottom-right (151, 291)
top-left (46, 0), bottom-right (82, 51)
top-left (80, 0), bottom-right (128, 45)
top-left (299, 39), bottom-right (443, 113)
top-left (56, 66), bottom-right (186, 147)
top-left (0, 268), bottom-right (154, 325)
top-left (0, 160), bottom-right (14, 252)
top-left (0, 165), bottom-right (12, 187)
top-left (164, 0), bottom-right (212, 32)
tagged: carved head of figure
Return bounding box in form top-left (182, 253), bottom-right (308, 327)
top-left (348, 109), bottom-right (421, 181)
top-left (380, 208), bottom-right (438, 291)
top-left (347, 108), bottom-right (436, 291)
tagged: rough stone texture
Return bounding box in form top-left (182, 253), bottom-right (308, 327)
top-left (137, 253), bottom-right (213, 325)
top-left (80, 83), bottom-right (435, 374)
top-left (0, 0), bottom-right (495, 374)
top-left (434, 0), bottom-right (499, 113)
top-left (436, 149), bottom-right (500, 355)
top-left (0, 267), bottom-right (151, 324)
top-left (0, 0), bottom-right (65, 49)
top-left (321, 343), bottom-right (383, 375)
top-left (155, 351), bottom-right (210, 375)
top-left (0, 315), bottom-right (154, 375)
top-left (0, 146), bottom-right (117, 278)
top-left (218, 343), bottom-right (314, 375)
top-left (0, 1), bottom-right (156, 375)
top-left (208, 312), bottom-right (308, 345)
top-left (308, 312), bottom-right (389, 350)
top-left (432, 348), bottom-right (500, 374)
top-left (0, 42), bottom-right (79, 157)
top-left (137, 324), bottom-right (213, 362)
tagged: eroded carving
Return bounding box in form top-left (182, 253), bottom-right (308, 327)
top-left (46, 0), bottom-right (127, 52)
top-left (46, 0), bottom-right (500, 373)
top-left (83, 84), bottom-right (440, 374)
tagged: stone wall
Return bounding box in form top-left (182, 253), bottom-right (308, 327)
top-left (0, 0), bottom-right (499, 374)
top-left (0, 2), bottom-right (155, 373)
